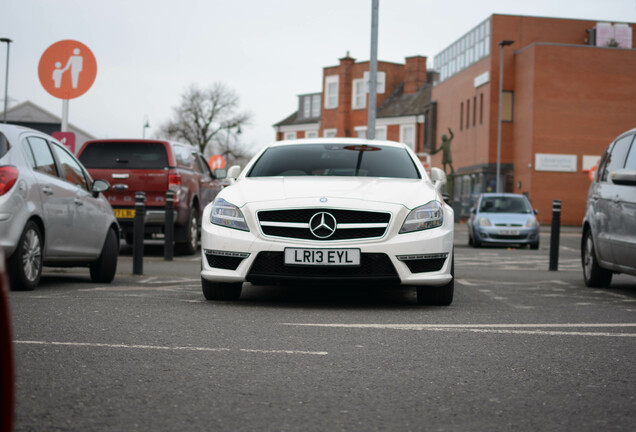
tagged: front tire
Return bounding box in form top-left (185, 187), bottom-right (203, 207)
top-left (90, 228), bottom-right (119, 283)
top-left (8, 221), bottom-right (43, 291)
top-left (201, 278), bottom-right (242, 301)
top-left (417, 253), bottom-right (454, 306)
top-left (582, 229), bottom-right (612, 287)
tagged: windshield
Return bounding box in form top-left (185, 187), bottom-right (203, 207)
top-left (79, 142), bottom-right (168, 169)
top-left (479, 196), bottom-right (533, 214)
top-left (247, 143), bottom-right (421, 179)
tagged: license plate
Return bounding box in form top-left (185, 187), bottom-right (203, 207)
top-left (284, 248), bottom-right (361, 266)
top-left (498, 229), bottom-right (520, 235)
top-left (114, 208), bottom-right (136, 219)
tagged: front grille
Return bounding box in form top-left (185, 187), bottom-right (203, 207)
top-left (402, 258), bottom-right (447, 273)
top-left (246, 252), bottom-right (399, 285)
top-left (257, 208), bottom-right (391, 241)
top-left (489, 234), bottom-right (528, 241)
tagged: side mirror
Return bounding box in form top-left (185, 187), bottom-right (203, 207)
top-left (429, 167), bottom-right (447, 191)
top-left (214, 168), bottom-right (227, 179)
top-left (534, 209), bottom-right (539, 215)
top-left (471, 208), bottom-right (476, 214)
top-left (92, 179), bottom-right (110, 197)
top-left (611, 169), bottom-right (636, 186)
top-left (227, 165), bottom-right (242, 180)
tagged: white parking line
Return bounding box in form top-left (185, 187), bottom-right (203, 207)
top-left (14, 340), bottom-right (328, 356)
top-left (284, 323), bottom-right (636, 337)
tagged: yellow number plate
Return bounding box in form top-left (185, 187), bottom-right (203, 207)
top-left (114, 208), bottom-right (136, 219)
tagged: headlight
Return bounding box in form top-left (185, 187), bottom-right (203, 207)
top-left (478, 217), bottom-right (491, 227)
top-left (399, 201), bottom-right (443, 233)
top-left (526, 217), bottom-right (538, 228)
top-left (210, 198), bottom-right (249, 231)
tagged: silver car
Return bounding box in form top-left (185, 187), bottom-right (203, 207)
top-left (0, 124), bottom-right (119, 290)
top-left (582, 127), bottom-right (636, 287)
top-left (467, 193), bottom-right (540, 249)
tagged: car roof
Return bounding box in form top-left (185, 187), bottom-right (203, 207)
top-left (266, 137), bottom-right (409, 150)
top-left (479, 193), bottom-right (529, 199)
top-left (0, 123), bottom-right (45, 142)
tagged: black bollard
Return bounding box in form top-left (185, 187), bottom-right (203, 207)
top-left (164, 190), bottom-right (175, 261)
top-left (549, 200), bottom-right (561, 271)
top-left (133, 191), bottom-right (146, 275)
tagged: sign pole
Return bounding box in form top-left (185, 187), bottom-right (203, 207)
top-left (61, 99), bottom-right (69, 132)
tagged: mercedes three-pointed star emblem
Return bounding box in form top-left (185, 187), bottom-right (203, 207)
top-left (309, 212), bottom-right (337, 239)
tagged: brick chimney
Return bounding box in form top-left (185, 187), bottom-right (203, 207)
top-left (404, 56), bottom-right (427, 94)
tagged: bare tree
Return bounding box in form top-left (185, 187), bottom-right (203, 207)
top-left (156, 82), bottom-right (251, 164)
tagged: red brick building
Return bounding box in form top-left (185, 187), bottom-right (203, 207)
top-left (274, 14), bottom-right (636, 225)
top-left (274, 54), bottom-right (437, 155)
top-left (433, 14), bottom-right (636, 225)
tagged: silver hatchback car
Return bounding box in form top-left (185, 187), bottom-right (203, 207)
top-left (0, 124), bottom-right (119, 290)
top-left (582, 127), bottom-right (636, 287)
top-left (467, 193), bottom-right (540, 249)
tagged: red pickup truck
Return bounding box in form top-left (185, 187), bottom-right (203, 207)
top-left (78, 139), bottom-right (222, 254)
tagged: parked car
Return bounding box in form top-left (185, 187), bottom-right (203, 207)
top-left (581, 127), bottom-right (636, 287)
top-left (200, 138), bottom-right (455, 305)
top-left (78, 139), bottom-right (222, 255)
top-left (467, 193), bottom-right (540, 249)
top-left (0, 124), bottom-right (119, 290)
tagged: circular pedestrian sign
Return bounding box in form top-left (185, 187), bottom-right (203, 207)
top-left (208, 155), bottom-right (226, 170)
top-left (38, 40), bottom-right (97, 100)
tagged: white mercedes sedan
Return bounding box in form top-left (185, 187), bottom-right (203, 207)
top-left (200, 138), bottom-right (455, 305)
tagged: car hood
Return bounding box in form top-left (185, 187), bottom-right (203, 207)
top-left (219, 177), bottom-right (438, 210)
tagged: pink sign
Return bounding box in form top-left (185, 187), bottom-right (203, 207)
top-left (52, 131), bottom-right (76, 153)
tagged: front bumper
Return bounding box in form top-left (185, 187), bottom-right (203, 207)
top-left (200, 203), bottom-right (454, 287)
top-left (474, 226), bottom-right (539, 245)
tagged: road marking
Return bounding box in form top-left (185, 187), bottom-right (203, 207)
top-left (14, 340), bottom-right (327, 356)
top-left (284, 323), bottom-right (636, 337)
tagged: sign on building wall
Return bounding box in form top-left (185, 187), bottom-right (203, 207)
top-left (474, 71), bottom-right (490, 88)
top-left (535, 154), bottom-right (577, 172)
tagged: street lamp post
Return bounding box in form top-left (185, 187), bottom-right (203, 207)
top-left (223, 121), bottom-right (241, 161)
top-left (1, 38), bottom-right (12, 123)
top-left (142, 116), bottom-right (149, 138)
top-left (496, 39), bottom-right (514, 193)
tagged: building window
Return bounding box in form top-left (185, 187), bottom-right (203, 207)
top-left (460, 102), bottom-right (464, 131)
top-left (374, 127), bottom-right (387, 141)
top-left (466, 99), bottom-right (470, 129)
top-left (401, 125), bottom-right (415, 150)
top-left (306, 131), bottom-right (318, 138)
top-left (325, 75), bottom-right (339, 109)
top-left (501, 91), bottom-right (514, 122)
top-left (285, 132), bottom-right (296, 140)
top-left (363, 71), bottom-right (386, 94)
top-left (352, 78), bottom-right (366, 109)
top-left (433, 17), bottom-right (491, 82)
top-left (354, 126), bottom-right (367, 138)
top-left (473, 96), bottom-right (477, 126)
top-left (479, 93), bottom-right (484, 124)
top-left (311, 95), bottom-right (321, 117)
top-left (324, 128), bottom-right (337, 138)
top-left (303, 96), bottom-right (311, 118)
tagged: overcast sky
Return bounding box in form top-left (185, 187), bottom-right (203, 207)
top-left (1, 0), bottom-right (635, 155)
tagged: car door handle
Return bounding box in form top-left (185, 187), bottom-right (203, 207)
top-left (42, 186), bottom-right (53, 196)
top-left (74, 198), bottom-right (84, 206)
